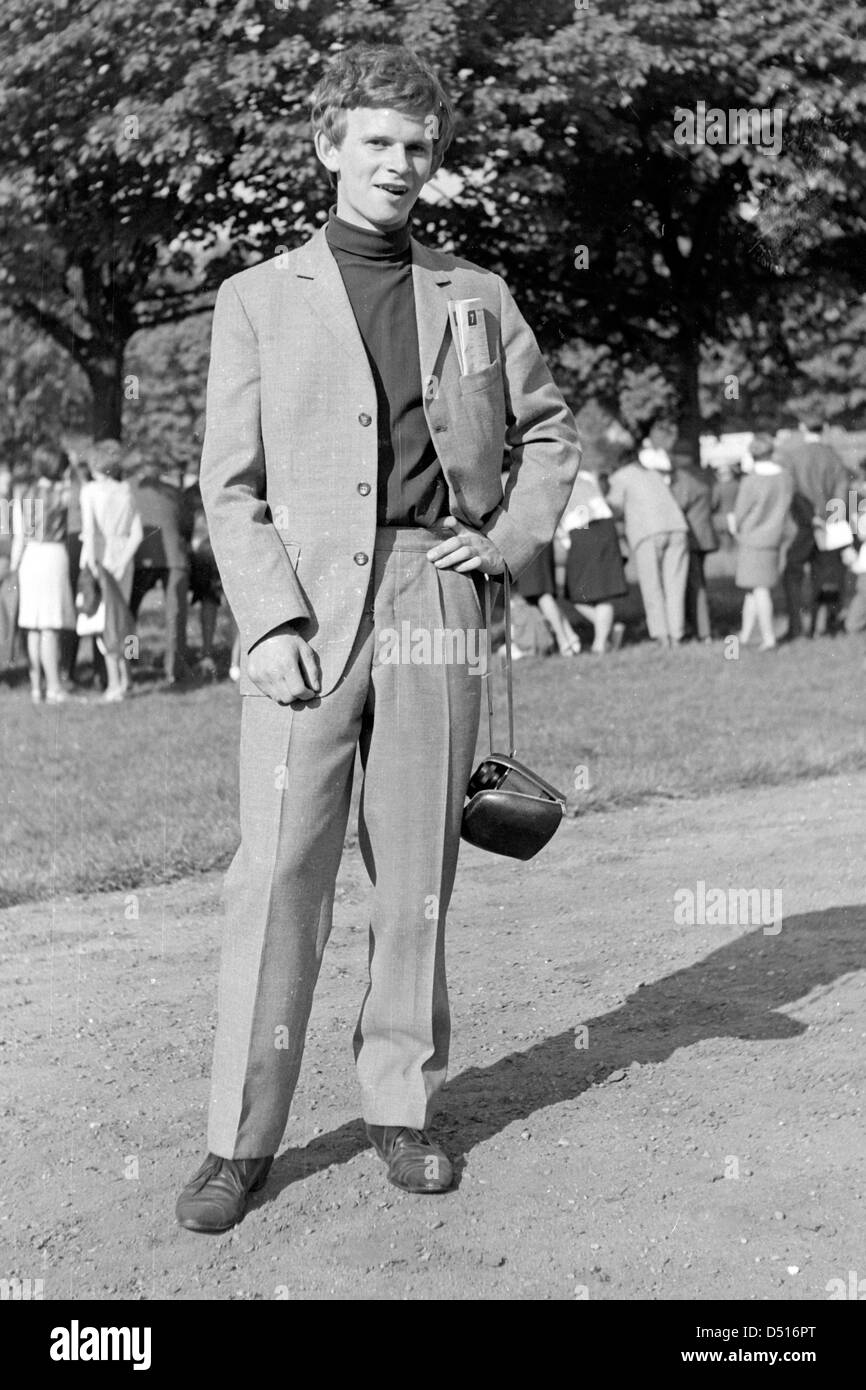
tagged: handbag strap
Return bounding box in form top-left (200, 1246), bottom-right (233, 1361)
top-left (483, 569), bottom-right (515, 758)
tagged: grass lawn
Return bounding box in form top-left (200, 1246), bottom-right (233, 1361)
top-left (2, 575), bottom-right (864, 908)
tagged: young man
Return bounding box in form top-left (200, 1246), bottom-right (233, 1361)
top-left (606, 455), bottom-right (689, 647)
top-left (177, 43), bottom-right (581, 1232)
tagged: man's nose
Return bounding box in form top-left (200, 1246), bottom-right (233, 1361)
top-left (384, 146), bottom-right (411, 175)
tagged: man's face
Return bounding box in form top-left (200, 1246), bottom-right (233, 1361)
top-left (315, 106), bottom-right (436, 231)
top-left (650, 423), bottom-right (677, 453)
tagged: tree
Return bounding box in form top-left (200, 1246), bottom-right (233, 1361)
top-left (0, 305), bottom-right (90, 463)
top-left (124, 314), bottom-right (212, 469)
top-left (0, 0), bottom-right (313, 438)
top-left (1, 0), bottom-right (864, 454)
top-left (434, 0), bottom-right (866, 456)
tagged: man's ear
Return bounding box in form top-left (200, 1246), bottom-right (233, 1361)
top-left (314, 129), bottom-right (341, 175)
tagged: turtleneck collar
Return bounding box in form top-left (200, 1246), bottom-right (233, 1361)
top-left (325, 204), bottom-right (412, 260)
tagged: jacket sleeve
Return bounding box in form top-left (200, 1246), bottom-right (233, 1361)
top-left (198, 277), bottom-right (312, 652)
top-left (479, 275), bottom-right (582, 578)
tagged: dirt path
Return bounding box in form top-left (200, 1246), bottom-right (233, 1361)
top-left (2, 771), bottom-right (864, 1301)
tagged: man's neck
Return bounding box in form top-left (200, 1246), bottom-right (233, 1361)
top-left (332, 201), bottom-right (411, 235)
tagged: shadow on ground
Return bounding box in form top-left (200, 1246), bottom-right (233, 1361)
top-left (256, 903), bottom-right (865, 1206)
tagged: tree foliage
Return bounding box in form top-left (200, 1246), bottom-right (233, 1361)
top-left (0, 0), bottom-right (863, 454)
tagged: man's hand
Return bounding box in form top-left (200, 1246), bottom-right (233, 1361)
top-left (427, 516), bottom-right (506, 575)
top-left (247, 622), bottom-right (320, 703)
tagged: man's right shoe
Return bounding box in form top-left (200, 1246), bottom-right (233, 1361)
top-left (175, 1153), bottom-right (273, 1233)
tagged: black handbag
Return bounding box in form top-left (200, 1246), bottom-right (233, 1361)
top-left (461, 569), bottom-right (567, 860)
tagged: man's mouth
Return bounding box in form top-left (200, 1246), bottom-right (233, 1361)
top-left (377, 183), bottom-right (409, 196)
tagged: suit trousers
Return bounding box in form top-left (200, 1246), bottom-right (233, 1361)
top-left (633, 531), bottom-right (689, 642)
top-left (207, 527), bottom-right (485, 1158)
top-left (783, 531), bottom-right (815, 638)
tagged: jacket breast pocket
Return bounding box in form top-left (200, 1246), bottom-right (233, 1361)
top-left (457, 355), bottom-right (503, 396)
top-left (450, 356), bottom-right (507, 482)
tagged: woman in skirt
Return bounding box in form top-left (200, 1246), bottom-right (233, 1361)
top-left (512, 541), bottom-right (581, 656)
top-left (10, 447), bottom-right (76, 703)
top-left (731, 433), bottom-right (795, 651)
top-left (560, 471), bottom-right (628, 653)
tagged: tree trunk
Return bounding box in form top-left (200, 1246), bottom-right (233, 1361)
top-left (86, 349), bottom-right (125, 441)
top-left (674, 321), bottom-right (702, 465)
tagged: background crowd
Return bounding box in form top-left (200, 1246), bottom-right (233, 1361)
top-left (509, 418), bottom-right (866, 662)
top-left (0, 441), bottom-right (238, 703)
top-left (0, 3), bottom-right (863, 703)
top-left (2, 415), bottom-right (864, 704)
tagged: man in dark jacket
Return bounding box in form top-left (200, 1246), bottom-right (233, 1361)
top-left (777, 430), bottom-right (850, 639)
top-left (130, 460), bottom-right (195, 684)
top-left (670, 450), bottom-right (719, 641)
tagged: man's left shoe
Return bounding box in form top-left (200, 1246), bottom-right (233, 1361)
top-left (366, 1125), bottom-right (454, 1193)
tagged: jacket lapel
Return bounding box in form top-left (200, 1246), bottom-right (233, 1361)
top-left (292, 225), bottom-right (454, 381)
top-left (411, 239), bottom-right (453, 384)
top-left (293, 227), bottom-right (367, 361)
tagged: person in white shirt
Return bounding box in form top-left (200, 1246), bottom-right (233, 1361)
top-left (79, 441), bottom-right (143, 701)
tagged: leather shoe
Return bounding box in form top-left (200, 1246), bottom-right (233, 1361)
top-left (366, 1125), bottom-right (453, 1193)
top-left (175, 1152), bottom-right (273, 1232)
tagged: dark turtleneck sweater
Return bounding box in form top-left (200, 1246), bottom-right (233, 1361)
top-left (325, 205), bottom-right (447, 527)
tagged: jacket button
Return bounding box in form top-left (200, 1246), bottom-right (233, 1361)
top-left (354, 552), bottom-right (369, 566)
top-left (433, 422), bottom-right (446, 433)
top-left (358, 412), bottom-right (372, 426)
top-left (356, 482), bottom-right (371, 496)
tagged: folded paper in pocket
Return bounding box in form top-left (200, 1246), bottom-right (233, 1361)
top-left (448, 298), bottom-right (491, 375)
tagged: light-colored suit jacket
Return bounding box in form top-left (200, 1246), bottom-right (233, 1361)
top-left (200, 224), bottom-right (581, 696)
